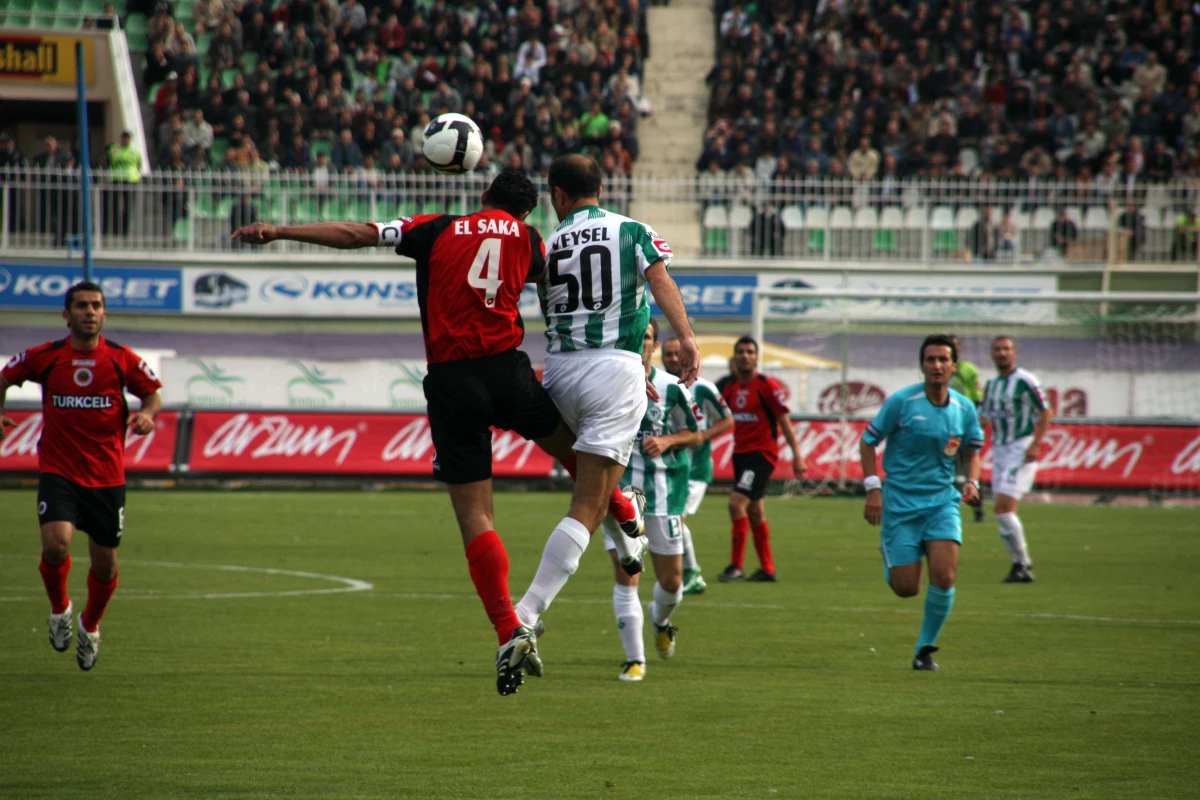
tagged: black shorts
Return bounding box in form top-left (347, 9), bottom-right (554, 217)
top-left (731, 451), bottom-right (775, 501)
top-left (37, 472), bottom-right (126, 548)
top-left (423, 349), bottom-right (562, 484)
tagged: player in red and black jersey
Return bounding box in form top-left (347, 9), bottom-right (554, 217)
top-left (717, 336), bottom-right (805, 583)
top-left (233, 170), bottom-right (641, 696)
top-left (0, 281), bottom-right (163, 671)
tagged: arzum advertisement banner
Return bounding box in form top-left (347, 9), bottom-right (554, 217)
top-left (0, 34), bottom-right (95, 85)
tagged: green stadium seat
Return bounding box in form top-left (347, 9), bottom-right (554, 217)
top-left (53, 15), bottom-right (78, 27)
top-left (31, 12), bottom-right (54, 27)
top-left (310, 139), bottom-right (333, 161)
top-left (208, 137), bottom-right (229, 166)
top-left (215, 197), bottom-right (235, 219)
top-left (126, 30), bottom-right (147, 50)
top-left (240, 52), bottom-right (257, 73)
top-left (873, 229), bottom-right (898, 253)
top-left (191, 192), bottom-right (216, 219)
top-left (394, 200), bottom-right (421, 217)
top-left (807, 228), bottom-right (825, 253)
top-left (173, 217), bottom-right (191, 243)
top-left (32, 0), bottom-right (57, 11)
top-left (704, 227), bottom-right (727, 254)
top-left (345, 199), bottom-right (372, 221)
top-left (319, 200), bottom-right (347, 222)
top-left (9, 0), bottom-right (33, 10)
top-left (933, 230), bottom-right (959, 253)
top-left (79, 0), bottom-right (102, 13)
top-left (122, 12), bottom-right (146, 33)
top-left (220, 67), bottom-right (241, 87)
top-left (289, 198), bottom-right (321, 224)
top-left (195, 33), bottom-right (212, 54)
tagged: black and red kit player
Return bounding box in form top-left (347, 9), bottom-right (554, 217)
top-left (0, 281), bottom-right (163, 670)
top-left (717, 336), bottom-right (805, 583)
top-left (233, 169), bottom-right (640, 695)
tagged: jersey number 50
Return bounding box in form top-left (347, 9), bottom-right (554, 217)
top-left (547, 246), bottom-right (613, 314)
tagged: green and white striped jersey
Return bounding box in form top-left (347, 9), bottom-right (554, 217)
top-left (538, 205), bottom-right (673, 355)
top-left (687, 376), bottom-right (730, 484)
top-left (620, 367), bottom-right (699, 516)
top-left (980, 367), bottom-right (1048, 445)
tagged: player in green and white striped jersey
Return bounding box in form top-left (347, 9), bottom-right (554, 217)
top-left (515, 156), bottom-right (700, 660)
top-left (979, 336), bottom-right (1053, 583)
top-left (601, 319), bottom-right (703, 680)
top-left (662, 337), bottom-right (733, 596)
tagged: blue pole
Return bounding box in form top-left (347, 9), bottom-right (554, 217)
top-left (75, 40), bottom-right (94, 282)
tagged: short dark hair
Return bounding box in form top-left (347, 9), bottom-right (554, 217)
top-left (484, 169), bottom-right (539, 218)
top-left (547, 154), bottom-right (602, 200)
top-left (734, 335), bottom-right (758, 354)
top-left (919, 334), bottom-right (958, 363)
top-left (647, 318), bottom-right (660, 342)
top-left (992, 334), bottom-right (1015, 347)
top-left (65, 281), bottom-right (105, 310)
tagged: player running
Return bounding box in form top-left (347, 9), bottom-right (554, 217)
top-left (948, 335), bottom-right (986, 523)
top-left (979, 336), bottom-right (1052, 583)
top-left (233, 170), bottom-right (639, 696)
top-left (859, 334), bottom-right (984, 671)
top-left (717, 336), bottom-right (804, 583)
top-left (661, 336), bottom-right (732, 595)
top-left (513, 155), bottom-right (700, 649)
top-left (601, 319), bottom-right (702, 681)
top-left (0, 281), bottom-right (163, 671)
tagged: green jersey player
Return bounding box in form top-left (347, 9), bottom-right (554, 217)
top-left (949, 336), bottom-right (987, 523)
top-left (601, 319), bottom-right (703, 680)
top-left (514, 156), bottom-right (699, 679)
top-left (979, 336), bottom-right (1052, 583)
top-left (662, 337), bottom-right (732, 596)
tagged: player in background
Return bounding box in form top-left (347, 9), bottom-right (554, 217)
top-left (718, 336), bottom-right (804, 583)
top-left (601, 320), bottom-right (702, 680)
top-left (860, 334), bottom-right (984, 671)
top-left (661, 336), bottom-right (733, 595)
top-left (948, 336), bottom-right (986, 523)
top-left (979, 336), bottom-right (1052, 584)
top-left (513, 155), bottom-right (700, 651)
top-left (0, 282), bottom-right (162, 671)
top-left (233, 170), bottom-right (640, 696)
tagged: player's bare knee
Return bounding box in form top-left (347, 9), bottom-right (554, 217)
top-left (728, 494), bottom-right (748, 518)
top-left (889, 581), bottom-right (920, 598)
top-left (747, 504), bottom-right (766, 526)
top-left (658, 575), bottom-right (682, 593)
top-left (42, 543), bottom-right (69, 564)
top-left (929, 570), bottom-right (956, 590)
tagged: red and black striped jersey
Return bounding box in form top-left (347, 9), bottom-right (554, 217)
top-left (375, 210), bottom-right (546, 364)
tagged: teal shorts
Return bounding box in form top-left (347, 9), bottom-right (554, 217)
top-left (880, 503), bottom-right (962, 576)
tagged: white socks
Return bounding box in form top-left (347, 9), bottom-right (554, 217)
top-left (515, 516), bottom-right (591, 626)
top-left (612, 583), bottom-right (645, 663)
top-left (649, 581), bottom-right (682, 628)
top-left (606, 518), bottom-right (645, 563)
top-left (681, 522), bottom-right (700, 572)
top-left (997, 512), bottom-right (1030, 566)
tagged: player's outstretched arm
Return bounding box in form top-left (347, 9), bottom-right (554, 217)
top-left (232, 222), bottom-right (381, 249)
top-left (641, 428), bottom-right (704, 458)
top-left (860, 439), bottom-right (883, 526)
top-left (644, 261), bottom-right (700, 385)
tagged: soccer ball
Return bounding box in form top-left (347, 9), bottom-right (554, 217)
top-left (421, 113), bottom-right (484, 174)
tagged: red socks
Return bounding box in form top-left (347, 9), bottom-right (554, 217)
top-left (38, 554), bottom-right (72, 614)
top-left (751, 521), bottom-right (775, 575)
top-left (80, 569), bottom-right (118, 633)
top-left (730, 516), bottom-right (750, 570)
top-left (465, 530), bottom-right (522, 644)
top-left (560, 454), bottom-right (636, 524)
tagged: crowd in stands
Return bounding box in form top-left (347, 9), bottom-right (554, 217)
top-left (702, 0), bottom-right (1200, 187)
top-left (138, 0), bottom-right (651, 180)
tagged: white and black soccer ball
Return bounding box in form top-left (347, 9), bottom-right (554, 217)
top-left (421, 113), bottom-right (484, 174)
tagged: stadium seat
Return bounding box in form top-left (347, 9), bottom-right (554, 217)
top-left (959, 147), bottom-right (978, 175)
top-left (780, 205), bottom-right (803, 255)
top-left (53, 14), bottom-right (79, 28)
top-left (1065, 206), bottom-right (1083, 227)
top-left (289, 198), bottom-right (321, 224)
top-left (727, 204), bottom-right (753, 256)
top-left (805, 206), bottom-right (828, 253)
top-left (123, 12), bottom-right (146, 33)
top-left (702, 205), bottom-right (728, 254)
top-left (221, 68), bottom-right (241, 87)
top-left (215, 197), bottom-right (235, 220)
top-left (930, 206), bottom-right (958, 255)
top-left (310, 140), bottom-right (333, 161)
top-left (851, 206), bottom-right (877, 257)
top-left (875, 207), bottom-right (903, 254)
top-left (1144, 208), bottom-right (1173, 259)
top-left (173, 217), bottom-right (191, 244)
top-left (954, 206), bottom-right (978, 230)
top-left (241, 52), bottom-right (257, 73)
top-left (195, 33), bottom-right (212, 54)
top-left (208, 137), bottom-right (229, 166)
top-left (1028, 207), bottom-right (1056, 255)
top-left (79, 0), bottom-right (101, 12)
top-left (1083, 207), bottom-right (1109, 231)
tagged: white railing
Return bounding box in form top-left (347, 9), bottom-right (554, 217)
top-left (1, 168), bottom-right (1198, 266)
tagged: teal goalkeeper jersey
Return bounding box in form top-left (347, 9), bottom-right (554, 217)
top-left (862, 383), bottom-right (985, 512)
top-left (688, 376), bottom-right (730, 484)
top-left (620, 367), bottom-right (699, 516)
top-left (538, 205), bottom-right (673, 355)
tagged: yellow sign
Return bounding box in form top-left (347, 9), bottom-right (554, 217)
top-left (0, 35), bottom-right (95, 84)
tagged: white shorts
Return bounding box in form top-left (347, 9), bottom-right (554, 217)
top-left (991, 438), bottom-right (1038, 500)
top-left (603, 515), bottom-right (684, 556)
top-left (544, 350), bottom-right (648, 465)
top-left (683, 479), bottom-right (708, 516)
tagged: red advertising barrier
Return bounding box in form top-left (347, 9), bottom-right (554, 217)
top-left (187, 411), bottom-right (557, 477)
top-left (183, 411), bottom-right (1200, 490)
top-left (0, 410), bottom-right (180, 473)
top-left (709, 420), bottom-right (1200, 490)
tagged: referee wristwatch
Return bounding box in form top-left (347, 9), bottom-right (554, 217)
top-left (967, 479), bottom-right (981, 490)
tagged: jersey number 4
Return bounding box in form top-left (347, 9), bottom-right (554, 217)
top-left (547, 245), bottom-right (613, 314)
top-left (467, 238), bottom-right (503, 307)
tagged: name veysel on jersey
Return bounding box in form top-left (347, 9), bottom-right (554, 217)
top-left (539, 205), bottom-right (672, 355)
top-left (621, 367), bottom-right (699, 516)
top-left (981, 368), bottom-right (1048, 446)
top-left (1, 337), bottom-right (162, 488)
top-left (377, 210), bottom-right (545, 364)
top-left (862, 384), bottom-right (985, 511)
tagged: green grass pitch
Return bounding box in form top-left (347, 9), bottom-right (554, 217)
top-left (1, 489), bottom-right (1198, 799)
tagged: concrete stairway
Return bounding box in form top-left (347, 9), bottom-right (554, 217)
top-left (636, 0), bottom-right (713, 259)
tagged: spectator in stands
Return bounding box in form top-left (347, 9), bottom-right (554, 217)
top-left (330, 129), bottom-right (363, 173)
top-left (1050, 208), bottom-right (1079, 257)
top-left (166, 23), bottom-right (198, 69)
top-left (380, 127), bottom-right (414, 170)
top-left (182, 108), bottom-right (214, 167)
top-left (193, 0), bottom-right (224, 37)
top-left (145, 44), bottom-right (174, 88)
top-left (848, 137), bottom-right (880, 181)
top-left (969, 206), bottom-right (999, 261)
top-left (1118, 203), bottom-right (1146, 261)
top-left (105, 132), bottom-right (141, 237)
top-left (147, 6), bottom-right (174, 49)
top-left (284, 134), bottom-right (313, 172)
top-left (1174, 209), bottom-right (1200, 261)
top-left (207, 22), bottom-right (243, 71)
